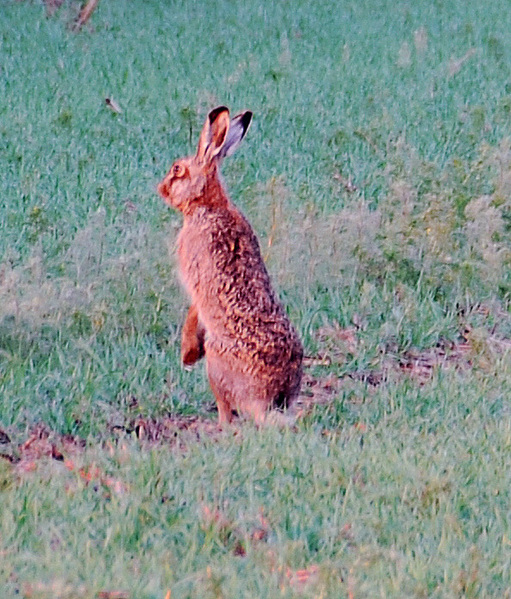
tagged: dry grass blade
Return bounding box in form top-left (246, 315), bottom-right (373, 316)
top-left (448, 48), bottom-right (477, 77)
top-left (105, 97), bottom-right (122, 114)
top-left (303, 354), bottom-right (332, 367)
top-left (262, 177), bottom-right (287, 262)
top-left (397, 41), bottom-right (412, 68)
top-left (414, 26), bottom-right (428, 54)
top-left (73, 0), bottom-right (100, 31)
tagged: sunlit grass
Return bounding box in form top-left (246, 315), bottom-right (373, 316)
top-left (1, 0), bottom-right (511, 597)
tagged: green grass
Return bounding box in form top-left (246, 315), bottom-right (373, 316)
top-left (1, 0), bottom-right (511, 596)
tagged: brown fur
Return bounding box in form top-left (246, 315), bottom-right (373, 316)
top-left (158, 106), bottom-right (303, 424)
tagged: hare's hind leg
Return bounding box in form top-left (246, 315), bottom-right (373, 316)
top-left (237, 399), bottom-right (269, 425)
top-left (206, 355), bottom-right (235, 425)
top-left (181, 304), bottom-right (205, 366)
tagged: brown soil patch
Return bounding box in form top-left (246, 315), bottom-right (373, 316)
top-left (0, 423), bottom-right (84, 469)
top-left (108, 414), bottom-right (228, 448)
top-left (310, 322), bottom-right (511, 388)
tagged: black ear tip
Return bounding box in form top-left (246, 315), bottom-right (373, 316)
top-left (242, 111), bottom-right (253, 128)
top-left (209, 106), bottom-right (229, 124)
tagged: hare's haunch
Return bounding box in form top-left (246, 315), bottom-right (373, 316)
top-left (158, 106), bottom-right (303, 424)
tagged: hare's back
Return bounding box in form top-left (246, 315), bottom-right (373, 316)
top-left (179, 205), bottom-right (290, 330)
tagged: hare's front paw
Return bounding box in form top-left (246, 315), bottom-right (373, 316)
top-left (181, 305), bottom-right (206, 368)
top-left (181, 344), bottom-right (204, 368)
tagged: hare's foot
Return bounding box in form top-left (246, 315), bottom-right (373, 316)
top-left (240, 400), bottom-right (298, 428)
top-left (215, 395), bottom-right (235, 426)
top-left (237, 399), bottom-right (268, 426)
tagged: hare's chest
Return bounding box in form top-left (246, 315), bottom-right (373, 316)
top-left (176, 223), bottom-right (215, 296)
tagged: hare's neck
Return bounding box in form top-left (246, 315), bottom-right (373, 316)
top-left (202, 173), bottom-right (229, 209)
top-left (181, 172), bottom-right (230, 218)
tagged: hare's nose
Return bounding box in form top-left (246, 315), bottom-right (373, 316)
top-left (157, 181), bottom-right (168, 198)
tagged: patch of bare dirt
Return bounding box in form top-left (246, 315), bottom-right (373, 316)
top-left (109, 413), bottom-right (227, 447)
top-left (297, 373), bottom-right (344, 413)
top-left (0, 423), bottom-right (84, 471)
top-left (309, 321), bottom-right (511, 391)
top-left (0, 416), bottom-right (230, 478)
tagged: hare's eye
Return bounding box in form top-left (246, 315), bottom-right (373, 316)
top-left (173, 164), bottom-right (185, 178)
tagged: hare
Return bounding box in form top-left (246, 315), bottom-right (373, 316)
top-left (158, 106), bottom-right (303, 425)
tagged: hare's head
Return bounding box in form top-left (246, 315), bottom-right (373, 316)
top-left (158, 106), bottom-right (252, 214)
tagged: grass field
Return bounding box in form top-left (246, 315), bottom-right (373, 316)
top-left (1, 0), bottom-right (511, 597)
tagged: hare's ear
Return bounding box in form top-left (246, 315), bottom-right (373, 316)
top-left (218, 111), bottom-right (253, 160)
top-left (196, 106), bottom-right (230, 164)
